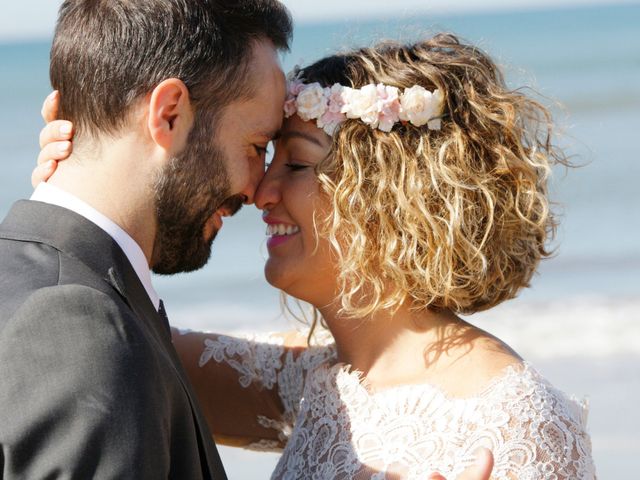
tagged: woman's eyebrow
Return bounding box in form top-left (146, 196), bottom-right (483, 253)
top-left (278, 130), bottom-right (325, 147)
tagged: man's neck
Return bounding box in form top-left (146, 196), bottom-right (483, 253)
top-left (47, 139), bottom-right (158, 265)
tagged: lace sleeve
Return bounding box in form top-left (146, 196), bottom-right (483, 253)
top-left (196, 331), bottom-right (336, 452)
top-left (199, 332), bottom-right (286, 390)
top-left (482, 367), bottom-right (597, 479)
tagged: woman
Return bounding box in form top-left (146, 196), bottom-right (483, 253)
top-left (36, 34), bottom-right (595, 479)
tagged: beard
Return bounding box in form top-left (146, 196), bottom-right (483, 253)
top-left (151, 117), bottom-right (244, 275)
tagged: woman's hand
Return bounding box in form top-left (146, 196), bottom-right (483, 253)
top-left (32, 91), bottom-right (74, 188)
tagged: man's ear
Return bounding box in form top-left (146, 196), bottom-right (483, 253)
top-left (147, 78), bottom-right (193, 153)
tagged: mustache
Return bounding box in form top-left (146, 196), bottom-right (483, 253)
top-left (218, 194), bottom-right (246, 217)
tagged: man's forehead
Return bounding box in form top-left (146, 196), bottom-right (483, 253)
top-left (253, 120), bottom-right (283, 141)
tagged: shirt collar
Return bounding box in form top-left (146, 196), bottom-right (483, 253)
top-left (31, 182), bottom-right (161, 311)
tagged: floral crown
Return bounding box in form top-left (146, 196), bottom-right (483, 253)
top-left (283, 71), bottom-right (445, 136)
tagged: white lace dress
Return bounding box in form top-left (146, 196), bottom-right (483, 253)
top-left (196, 332), bottom-right (596, 479)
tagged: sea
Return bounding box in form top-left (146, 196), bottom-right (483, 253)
top-left (1, 3), bottom-right (638, 478)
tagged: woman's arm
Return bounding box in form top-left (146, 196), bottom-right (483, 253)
top-left (173, 328), bottom-right (308, 449)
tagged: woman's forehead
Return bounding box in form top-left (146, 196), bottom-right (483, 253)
top-left (279, 116), bottom-right (331, 147)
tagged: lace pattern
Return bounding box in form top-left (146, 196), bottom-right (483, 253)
top-left (199, 333), bottom-right (596, 479)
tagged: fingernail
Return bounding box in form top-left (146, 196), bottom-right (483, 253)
top-left (58, 142), bottom-right (70, 153)
top-left (60, 123), bottom-right (72, 135)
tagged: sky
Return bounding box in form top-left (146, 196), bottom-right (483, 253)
top-left (0, 0), bottom-right (637, 42)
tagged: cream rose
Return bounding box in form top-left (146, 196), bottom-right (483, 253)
top-left (341, 84), bottom-right (379, 126)
top-left (399, 86), bottom-right (443, 129)
top-left (295, 83), bottom-right (328, 122)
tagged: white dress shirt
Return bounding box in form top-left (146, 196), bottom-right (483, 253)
top-left (31, 182), bottom-right (161, 311)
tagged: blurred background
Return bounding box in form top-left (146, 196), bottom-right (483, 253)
top-left (1, 0), bottom-right (638, 477)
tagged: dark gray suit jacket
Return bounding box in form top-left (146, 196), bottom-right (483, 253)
top-left (0, 200), bottom-right (227, 479)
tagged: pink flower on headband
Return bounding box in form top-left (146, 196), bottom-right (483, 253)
top-left (375, 84), bottom-right (401, 132)
top-left (342, 84), bottom-right (401, 132)
top-left (317, 84), bottom-right (347, 135)
top-left (284, 79), bottom-right (305, 118)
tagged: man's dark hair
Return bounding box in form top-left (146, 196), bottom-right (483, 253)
top-left (50, 0), bottom-right (293, 138)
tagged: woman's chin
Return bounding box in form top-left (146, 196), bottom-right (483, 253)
top-left (264, 260), bottom-right (288, 291)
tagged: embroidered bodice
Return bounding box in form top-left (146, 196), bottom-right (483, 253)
top-left (197, 332), bottom-right (596, 479)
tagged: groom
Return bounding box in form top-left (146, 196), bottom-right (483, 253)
top-left (0, 0), bottom-right (291, 478)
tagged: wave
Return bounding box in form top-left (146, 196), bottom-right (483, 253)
top-left (169, 294), bottom-right (640, 360)
top-left (466, 295), bottom-right (640, 359)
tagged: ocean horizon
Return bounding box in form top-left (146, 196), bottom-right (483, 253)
top-left (1, 2), bottom-right (638, 478)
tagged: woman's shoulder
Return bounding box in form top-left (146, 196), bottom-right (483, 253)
top-left (481, 361), bottom-right (590, 425)
top-left (410, 328), bottom-right (524, 398)
top-left (474, 361), bottom-right (596, 479)
top-left (422, 341), bottom-right (596, 479)
top-left (445, 334), bottom-right (589, 425)
top-left (412, 329), bottom-right (592, 433)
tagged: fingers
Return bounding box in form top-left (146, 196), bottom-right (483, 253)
top-left (39, 120), bottom-right (73, 150)
top-left (41, 90), bottom-right (60, 123)
top-left (33, 91), bottom-right (69, 188)
top-left (428, 473), bottom-right (446, 480)
top-left (31, 161), bottom-right (58, 188)
top-left (457, 448), bottom-right (494, 480)
top-left (37, 140), bottom-right (71, 166)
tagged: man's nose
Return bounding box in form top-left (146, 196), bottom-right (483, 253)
top-left (254, 168), bottom-right (280, 211)
top-left (240, 162), bottom-right (267, 205)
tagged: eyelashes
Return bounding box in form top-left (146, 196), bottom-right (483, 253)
top-left (254, 145), bottom-right (270, 156)
top-left (285, 163), bottom-right (309, 171)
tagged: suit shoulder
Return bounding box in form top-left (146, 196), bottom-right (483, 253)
top-left (3, 285), bottom-right (146, 370)
top-left (0, 240), bottom-right (61, 318)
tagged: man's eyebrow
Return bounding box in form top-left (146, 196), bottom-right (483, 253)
top-left (255, 128), bottom-right (281, 141)
top-left (270, 130), bottom-right (282, 141)
top-left (277, 130), bottom-right (324, 147)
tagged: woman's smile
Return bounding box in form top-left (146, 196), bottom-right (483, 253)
top-left (264, 218), bottom-right (301, 249)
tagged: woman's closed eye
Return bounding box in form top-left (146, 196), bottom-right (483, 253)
top-left (285, 162), bottom-right (309, 172)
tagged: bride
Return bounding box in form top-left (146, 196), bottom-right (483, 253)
top-left (36, 34), bottom-right (595, 479)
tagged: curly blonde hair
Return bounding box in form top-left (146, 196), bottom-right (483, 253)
top-left (296, 33), bottom-right (566, 318)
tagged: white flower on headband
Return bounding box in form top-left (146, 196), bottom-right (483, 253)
top-left (399, 86), bottom-right (444, 130)
top-left (284, 78), bottom-right (444, 135)
top-left (295, 83), bottom-right (327, 122)
top-left (342, 85), bottom-right (377, 124)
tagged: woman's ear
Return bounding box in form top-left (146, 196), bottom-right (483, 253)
top-left (147, 78), bottom-right (194, 154)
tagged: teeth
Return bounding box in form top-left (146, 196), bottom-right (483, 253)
top-left (266, 224), bottom-right (300, 236)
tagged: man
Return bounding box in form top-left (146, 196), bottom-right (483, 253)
top-left (17, 1), bottom-right (495, 479)
top-left (0, 1), bottom-right (291, 478)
